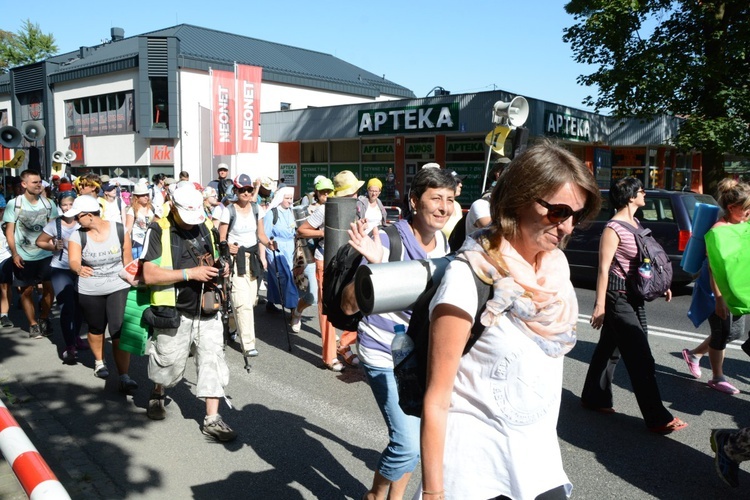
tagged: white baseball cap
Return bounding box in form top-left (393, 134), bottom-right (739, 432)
top-left (63, 195), bottom-right (100, 218)
top-left (172, 186), bottom-right (205, 225)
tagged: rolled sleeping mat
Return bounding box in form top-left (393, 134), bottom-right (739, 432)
top-left (680, 203), bottom-right (720, 274)
top-left (354, 256), bottom-right (453, 315)
top-left (324, 197), bottom-right (358, 266)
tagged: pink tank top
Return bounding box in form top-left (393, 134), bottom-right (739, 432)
top-left (607, 219), bottom-right (639, 279)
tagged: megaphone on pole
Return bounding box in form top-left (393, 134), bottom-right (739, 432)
top-left (64, 150), bottom-right (77, 162)
top-left (21, 121), bottom-right (46, 142)
top-left (52, 150), bottom-right (65, 163)
top-left (0, 126), bottom-right (22, 148)
top-left (492, 96), bottom-right (529, 128)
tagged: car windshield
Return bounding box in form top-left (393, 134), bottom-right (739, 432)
top-left (679, 194), bottom-right (718, 222)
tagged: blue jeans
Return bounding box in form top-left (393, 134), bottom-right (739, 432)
top-left (361, 362), bottom-right (420, 481)
top-left (50, 268), bottom-right (82, 348)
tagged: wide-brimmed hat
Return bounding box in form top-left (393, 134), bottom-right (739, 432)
top-left (332, 171), bottom-right (364, 197)
top-left (64, 195), bottom-right (100, 217)
top-left (172, 186), bottom-right (205, 225)
top-left (132, 183), bottom-right (150, 196)
top-left (202, 186), bottom-right (218, 200)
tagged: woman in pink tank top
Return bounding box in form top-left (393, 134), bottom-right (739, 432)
top-left (581, 176), bottom-right (687, 434)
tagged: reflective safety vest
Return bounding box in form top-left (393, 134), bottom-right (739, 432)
top-left (150, 217), bottom-right (218, 306)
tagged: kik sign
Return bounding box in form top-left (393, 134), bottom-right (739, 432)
top-left (544, 110), bottom-right (591, 141)
top-left (150, 144), bottom-right (174, 165)
top-left (358, 103), bottom-right (459, 135)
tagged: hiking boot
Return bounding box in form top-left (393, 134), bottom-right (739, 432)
top-left (202, 415), bottom-right (237, 442)
top-left (62, 347), bottom-right (78, 365)
top-left (711, 429), bottom-right (740, 487)
top-left (245, 349), bottom-right (259, 357)
top-left (28, 324), bottom-right (42, 339)
top-left (147, 391), bottom-right (166, 420)
top-left (119, 374), bottom-right (139, 393)
top-left (38, 318), bottom-right (52, 337)
top-left (0, 316), bottom-right (13, 328)
top-left (94, 363), bottom-right (110, 379)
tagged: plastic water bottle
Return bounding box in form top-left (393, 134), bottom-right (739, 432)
top-left (391, 324), bottom-right (414, 367)
top-left (638, 258), bottom-right (653, 279)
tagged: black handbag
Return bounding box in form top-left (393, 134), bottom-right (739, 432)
top-left (142, 306), bottom-right (181, 329)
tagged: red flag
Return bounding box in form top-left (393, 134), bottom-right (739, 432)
top-left (212, 69), bottom-right (235, 156)
top-left (236, 65), bottom-right (262, 154)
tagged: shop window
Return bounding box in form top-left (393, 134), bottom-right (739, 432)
top-left (446, 137), bottom-right (485, 162)
top-left (280, 102), bottom-right (291, 111)
top-left (65, 91), bottom-right (134, 137)
top-left (151, 77), bottom-right (168, 129)
top-left (331, 140), bottom-right (359, 162)
top-left (301, 142), bottom-right (328, 163)
top-left (361, 138), bottom-right (394, 162)
top-left (404, 137), bottom-right (434, 160)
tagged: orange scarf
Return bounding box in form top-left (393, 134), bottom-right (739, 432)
top-left (460, 231), bottom-right (578, 357)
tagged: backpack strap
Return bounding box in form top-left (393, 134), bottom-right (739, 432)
top-left (272, 207), bottom-right (279, 226)
top-left (55, 218), bottom-right (63, 261)
top-left (78, 228), bottom-right (87, 251)
top-left (454, 257), bottom-right (494, 353)
top-left (227, 204), bottom-right (238, 235)
top-left (382, 224), bottom-right (402, 262)
top-left (116, 222), bottom-right (125, 247)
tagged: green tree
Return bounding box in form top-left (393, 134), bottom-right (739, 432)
top-left (563, 0), bottom-right (750, 195)
top-left (0, 20), bottom-right (58, 73)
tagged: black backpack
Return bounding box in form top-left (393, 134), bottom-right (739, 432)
top-left (611, 220), bottom-right (673, 301)
top-left (394, 257), bottom-right (492, 417)
top-left (79, 222), bottom-right (125, 251)
top-left (322, 225), bottom-right (402, 331)
top-left (447, 211), bottom-right (469, 252)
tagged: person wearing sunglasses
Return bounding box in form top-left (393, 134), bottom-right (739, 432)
top-left (582, 176), bottom-right (687, 434)
top-left (420, 141), bottom-right (600, 500)
top-left (219, 174), bottom-right (263, 357)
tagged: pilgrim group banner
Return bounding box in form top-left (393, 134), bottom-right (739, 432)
top-left (211, 64), bottom-right (262, 156)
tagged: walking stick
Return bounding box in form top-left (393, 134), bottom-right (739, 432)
top-left (270, 238), bottom-right (293, 352)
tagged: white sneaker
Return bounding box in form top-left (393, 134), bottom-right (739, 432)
top-left (290, 309), bottom-right (302, 333)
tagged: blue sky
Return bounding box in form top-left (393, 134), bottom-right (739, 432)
top-left (3, 0), bottom-right (598, 112)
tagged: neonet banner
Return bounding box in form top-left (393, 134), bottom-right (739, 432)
top-left (212, 64), bottom-right (262, 156)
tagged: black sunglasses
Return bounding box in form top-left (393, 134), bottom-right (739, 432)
top-left (236, 187), bottom-right (254, 194)
top-left (536, 199), bottom-right (586, 226)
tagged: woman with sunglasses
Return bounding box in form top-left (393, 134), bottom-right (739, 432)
top-left (73, 173), bottom-right (101, 198)
top-left (67, 196), bottom-right (136, 391)
top-left (582, 176), bottom-right (687, 433)
top-left (219, 174), bottom-right (263, 357)
top-left (36, 186), bottom-right (86, 363)
top-left (126, 182), bottom-right (157, 259)
top-left (420, 142), bottom-right (600, 500)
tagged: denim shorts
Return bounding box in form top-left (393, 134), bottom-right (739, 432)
top-left (361, 361), bottom-right (420, 481)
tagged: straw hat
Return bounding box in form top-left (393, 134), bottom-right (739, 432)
top-left (332, 170), bottom-right (364, 197)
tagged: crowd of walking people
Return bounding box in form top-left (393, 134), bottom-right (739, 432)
top-left (2, 140), bottom-right (750, 496)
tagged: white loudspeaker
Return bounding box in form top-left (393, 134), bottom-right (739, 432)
top-left (492, 96), bottom-right (529, 128)
top-left (21, 121), bottom-right (46, 142)
top-left (64, 150), bottom-right (77, 162)
top-left (0, 126), bottom-right (22, 148)
top-left (52, 150), bottom-right (65, 162)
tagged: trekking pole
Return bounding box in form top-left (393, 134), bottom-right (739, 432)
top-left (270, 238), bottom-right (293, 352)
top-left (219, 242), bottom-right (251, 372)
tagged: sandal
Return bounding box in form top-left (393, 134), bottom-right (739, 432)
top-left (649, 417), bottom-right (688, 434)
top-left (708, 379), bottom-right (740, 395)
top-left (325, 360), bottom-right (344, 372)
top-left (338, 347), bottom-right (360, 366)
top-left (681, 349), bottom-right (701, 379)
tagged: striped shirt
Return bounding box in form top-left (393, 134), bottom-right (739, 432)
top-left (607, 219), bottom-right (639, 279)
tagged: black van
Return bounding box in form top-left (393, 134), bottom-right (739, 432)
top-left (564, 189), bottom-right (718, 286)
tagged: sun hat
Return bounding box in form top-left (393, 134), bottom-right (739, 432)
top-left (99, 175), bottom-right (111, 183)
top-left (314, 177), bottom-right (334, 192)
top-left (133, 183), bottom-right (149, 196)
top-left (367, 178), bottom-right (383, 190)
top-left (332, 171), bottom-right (364, 197)
top-left (164, 177), bottom-right (177, 185)
top-left (172, 186), bottom-right (206, 225)
top-left (203, 186), bottom-right (218, 200)
top-left (64, 195), bottom-right (100, 217)
top-left (421, 162), bottom-right (441, 170)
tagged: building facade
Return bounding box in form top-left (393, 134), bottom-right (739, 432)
top-left (0, 25), bottom-right (414, 185)
top-left (261, 91), bottom-right (706, 206)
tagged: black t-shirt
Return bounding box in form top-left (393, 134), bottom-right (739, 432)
top-left (141, 214), bottom-right (217, 315)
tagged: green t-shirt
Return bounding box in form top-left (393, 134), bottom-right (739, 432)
top-left (3, 196), bottom-right (59, 261)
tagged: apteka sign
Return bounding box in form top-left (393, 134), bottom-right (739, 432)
top-left (358, 103), bottom-right (459, 136)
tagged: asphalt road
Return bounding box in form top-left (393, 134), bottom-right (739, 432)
top-left (0, 282), bottom-right (748, 499)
